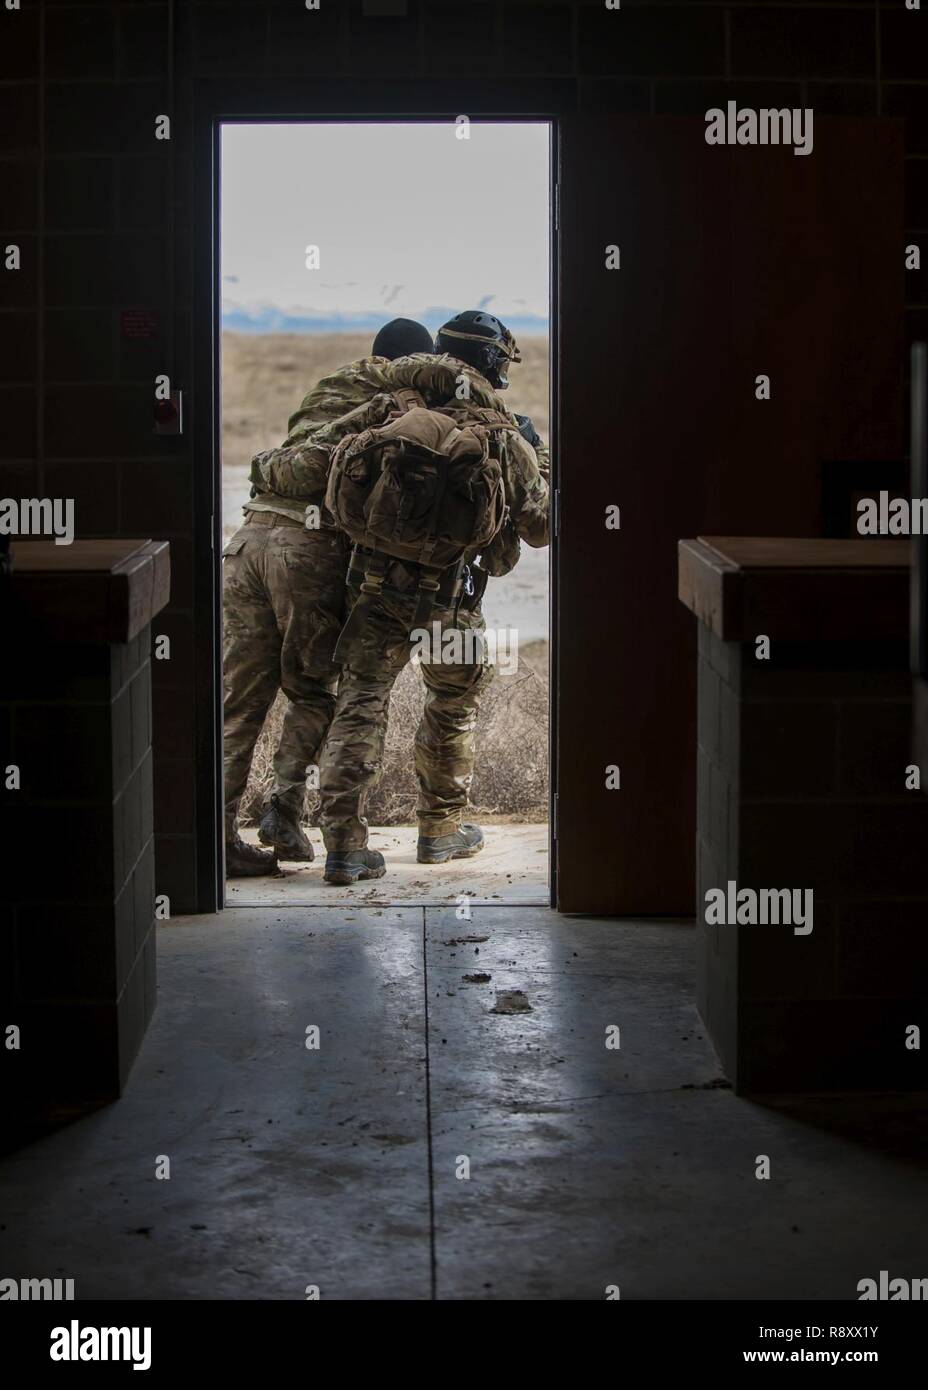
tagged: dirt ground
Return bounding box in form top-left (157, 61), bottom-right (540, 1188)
top-left (228, 822), bottom-right (549, 907)
top-left (221, 331), bottom-right (550, 826)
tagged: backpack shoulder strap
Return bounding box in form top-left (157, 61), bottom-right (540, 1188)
top-left (477, 408), bottom-right (521, 430)
top-left (443, 404), bottom-right (519, 431)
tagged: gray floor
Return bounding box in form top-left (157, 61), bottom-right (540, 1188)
top-left (1, 906), bottom-right (926, 1300)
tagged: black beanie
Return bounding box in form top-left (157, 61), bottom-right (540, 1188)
top-left (371, 318), bottom-right (434, 360)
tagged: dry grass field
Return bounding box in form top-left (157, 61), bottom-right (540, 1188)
top-left (221, 331), bottom-right (549, 526)
top-left (221, 331), bottom-right (550, 826)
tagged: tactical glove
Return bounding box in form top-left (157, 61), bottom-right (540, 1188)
top-left (514, 413), bottom-right (542, 449)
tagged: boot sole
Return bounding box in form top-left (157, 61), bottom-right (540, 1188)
top-left (257, 829), bottom-right (314, 862)
top-left (417, 839), bottom-right (485, 865)
top-left (227, 862), bottom-right (278, 878)
top-left (324, 865), bottom-right (387, 886)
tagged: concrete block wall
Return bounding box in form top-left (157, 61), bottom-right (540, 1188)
top-left (696, 623), bottom-right (742, 1076)
top-left (2, 0), bottom-right (927, 911)
top-left (0, 624), bottom-right (156, 1107)
top-left (697, 624), bottom-right (928, 1091)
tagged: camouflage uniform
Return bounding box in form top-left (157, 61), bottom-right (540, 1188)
top-left (223, 356), bottom-right (402, 841)
top-left (284, 355), bottom-right (550, 851)
top-left (320, 579), bottom-right (494, 847)
top-left (260, 352), bottom-right (549, 512)
top-left (222, 520), bottom-right (347, 840)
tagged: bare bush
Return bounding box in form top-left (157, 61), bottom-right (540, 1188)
top-left (238, 640), bottom-right (549, 827)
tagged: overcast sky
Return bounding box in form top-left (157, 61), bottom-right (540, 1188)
top-left (220, 122), bottom-right (550, 328)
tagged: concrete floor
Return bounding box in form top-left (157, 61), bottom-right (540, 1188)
top-left (1, 907), bottom-right (926, 1300)
top-left (229, 823), bottom-right (549, 906)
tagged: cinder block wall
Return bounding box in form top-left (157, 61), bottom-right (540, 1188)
top-left (697, 625), bottom-right (928, 1090)
top-left (1, 0), bottom-right (926, 912)
top-left (0, 623), bottom-right (157, 1105)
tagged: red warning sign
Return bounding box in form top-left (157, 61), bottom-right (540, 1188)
top-left (120, 309), bottom-right (160, 340)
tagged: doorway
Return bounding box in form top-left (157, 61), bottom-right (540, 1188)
top-left (217, 120), bottom-right (554, 908)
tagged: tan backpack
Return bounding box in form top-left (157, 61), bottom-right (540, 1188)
top-left (325, 387), bottom-right (515, 568)
top-left (326, 388), bottom-right (518, 656)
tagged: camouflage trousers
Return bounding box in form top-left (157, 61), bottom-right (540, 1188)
top-left (222, 511), bottom-right (348, 839)
top-left (319, 581), bottom-right (495, 850)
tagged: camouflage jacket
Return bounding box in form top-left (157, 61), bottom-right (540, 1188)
top-left (255, 354), bottom-right (549, 574)
top-left (246, 354), bottom-right (428, 521)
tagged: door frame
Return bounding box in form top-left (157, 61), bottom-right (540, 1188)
top-left (193, 105), bottom-right (560, 911)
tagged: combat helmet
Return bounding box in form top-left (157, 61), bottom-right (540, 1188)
top-left (434, 310), bottom-right (521, 390)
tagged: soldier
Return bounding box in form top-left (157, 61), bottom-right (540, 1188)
top-left (222, 317), bottom-right (434, 877)
top-left (274, 310), bottom-right (550, 885)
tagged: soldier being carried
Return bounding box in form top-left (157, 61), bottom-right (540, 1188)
top-left (256, 310), bottom-right (549, 885)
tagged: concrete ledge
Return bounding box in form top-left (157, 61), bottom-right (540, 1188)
top-left (9, 539), bottom-right (171, 643)
top-left (679, 536), bottom-right (909, 642)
